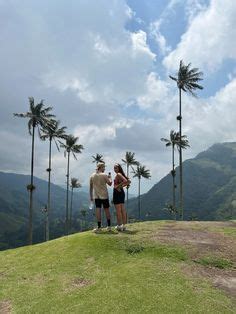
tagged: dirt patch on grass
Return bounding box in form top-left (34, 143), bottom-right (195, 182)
top-left (64, 277), bottom-right (93, 293)
top-left (153, 221), bottom-right (236, 298)
top-left (0, 300), bottom-right (12, 314)
top-left (71, 277), bottom-right (92, 288)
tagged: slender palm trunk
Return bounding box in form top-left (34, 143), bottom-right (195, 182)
top-left (29, 125), bottom-right (35, 245)
top-left (65, 151), bottom-right (70, 235)
top-left (46, 138), bottom-right (52, 241)
top-left (172, 144), bottom-right (176, 220)
top-left (126, 164), bottom-right (129, 223)
top-left (138, 178), bottom-right (141, 220)
top-left (69, 187), bottom-right (74, 231)
top-left (179, 87), bottom-right (183, 220)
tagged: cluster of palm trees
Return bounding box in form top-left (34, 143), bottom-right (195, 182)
top-left (91, 151), bottom-right (151, 221)
top-left (162, 60), bottom-right (203, 220)
top-left (14, 97), bottom-right (84, 244)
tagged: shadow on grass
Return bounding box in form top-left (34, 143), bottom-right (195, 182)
top-left (93, 229), bottom-right (138, 236)
top-left (121, 230), bottom-right (138, 235)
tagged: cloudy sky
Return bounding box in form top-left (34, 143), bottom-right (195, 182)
top-left (1, 0), bottom-right (236, 195)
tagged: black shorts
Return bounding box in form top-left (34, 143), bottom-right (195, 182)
top-left (95, 198), bottom-right (110, 209)
top-left (113, 188), bottom-right (125, 205)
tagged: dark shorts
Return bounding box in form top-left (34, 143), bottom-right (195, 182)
top-left (113, 188), bottom-right (125, 205)
top-left (95, 198), bottom-right (110, 209)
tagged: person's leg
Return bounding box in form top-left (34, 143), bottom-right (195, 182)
top-left (95, 207), bottom-right (102, 228)
top-left (94, 199), bottom-right (102, 229)
top-left (103, 199), bottom-right (111, 228)
top-left (121, 204), bottom-right (127, 225)
top-left (104, 207), bottom-right (111, 226)
top-left (115, 204), bottom-right (123, 226)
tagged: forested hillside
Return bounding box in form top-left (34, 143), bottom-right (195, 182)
top-left (1, 142), bottom-right (236, 250)
top-left (0, 172), bottom-right (90, 250)
top-left (129, 142), bottom-right (236, 221)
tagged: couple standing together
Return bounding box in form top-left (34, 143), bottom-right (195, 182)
top-left (89, 162), bottom-right (130, 232)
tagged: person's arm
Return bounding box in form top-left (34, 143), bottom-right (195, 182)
top-left (105, 173), bottom-right (112, 186)
top-left (115, 173), bottom-right (129, 190)
top-left (89, 177), bottom-right (94, 201)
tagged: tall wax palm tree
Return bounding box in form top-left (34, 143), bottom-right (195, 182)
top-left (122, 152), bottom-right (139, 222)
top-left (176, 133), bottom-right (190, 217)
top-left (69, 177), bottom-right (82, 230)
top-left (40, 119), bottom-right (67, 241)
top-left (161, 130), bottom-right (179, 214)
top-left (170, 60), bottom-right (203, 220)
top-left (92, 153), bottom-right (104, 164)
top-left (14, 97), bottom-right (54, 245)
top-left (132, 164), bottom-right (151, 220)
top-left (60, 135), bottom-right (84, 235)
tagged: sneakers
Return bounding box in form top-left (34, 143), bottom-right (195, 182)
top-left (115, 225), bottom-right (123, 231)
top-left (93, 227), bottom-right (102, 233)
top-left (122, 224), bottom-right (126, 231)
top-left (93, 226), bottom-right (112, 232)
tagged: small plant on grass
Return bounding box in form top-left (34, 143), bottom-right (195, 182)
top-left (195, 256), bottom-right (233, 269)
top-left (125, 243), bottom-right (145, 255)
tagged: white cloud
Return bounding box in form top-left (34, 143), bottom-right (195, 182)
top-left (163, 0), bottom-right (236, 72)
top-left (1, 0), bottom-right (236, 196)
top-left (149, 21), bottom-right (171, 56)
top-left (131, 30), bottom-right (156, 59)
top-left (174, 78), bottom-right (236, 159)
top-left (185, 0), bottom-right (209, 23)
top-left (137, 72), bottom-right (171, 111)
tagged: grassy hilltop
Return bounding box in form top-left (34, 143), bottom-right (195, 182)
top-left (0, 221), bottom-right (235, 313)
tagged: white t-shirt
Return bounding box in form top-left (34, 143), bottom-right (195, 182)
top-left (90, 172), bottom-right (110, 199)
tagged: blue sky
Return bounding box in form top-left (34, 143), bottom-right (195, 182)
top-left (0, 0), bottom-right (236, 195)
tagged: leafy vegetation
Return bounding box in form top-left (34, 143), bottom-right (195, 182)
top-left (195, 256), bottom-right (233, 269)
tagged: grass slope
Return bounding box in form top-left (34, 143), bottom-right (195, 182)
top-left (0, 221), bottom-right (235, 313)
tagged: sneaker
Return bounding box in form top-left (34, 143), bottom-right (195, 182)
top-left (93, 227), bottom-right (101, 233)
top-left (115, 225), bottom-right (123, 231)
top-left (106, 226), bottom-right (112, 232)
top-left (121, 224), bottom-right (126, 231)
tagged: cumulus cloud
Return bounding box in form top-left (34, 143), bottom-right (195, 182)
top-left (163, 0), bottom-right (236, 72)
top-left (149, 21), bottom-right (171, 56)
top-left (1, 0), bottom-right (236, 196)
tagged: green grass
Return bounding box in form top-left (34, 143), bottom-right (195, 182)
top-left (0, 221), bottom-right (235, 313)
top-left (194, 256), bottom-right (234, 269)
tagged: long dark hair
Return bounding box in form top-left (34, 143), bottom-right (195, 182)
top-left (115, 163), bottom-right (128, 180)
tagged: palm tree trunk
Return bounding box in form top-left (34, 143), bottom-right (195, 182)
top-left (179, 87), bottom-right (183, 220)
top-left (65, 151), bottom-right (70, 235)
top-left (69, 187), bottom-right (74, 231)
top-left (29, 125), bottom-right (35, 245)
top-left (126, 164), bottom-right (129, 223)
top-left (138, 178), bottom-right (141, 220)
top-left (172, 144), bottom-right (176, 220)
top-left (46, 138), bottom-right (52, 241)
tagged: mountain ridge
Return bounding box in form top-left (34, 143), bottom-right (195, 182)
top-left (128, 142), bottom-right (236, 221)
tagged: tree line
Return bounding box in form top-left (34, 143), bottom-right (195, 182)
top-left (14, 101), bottom-right (151, 245)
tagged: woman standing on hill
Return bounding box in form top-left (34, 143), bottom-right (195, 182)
top-left (113, 163), bottom-right (130, 231)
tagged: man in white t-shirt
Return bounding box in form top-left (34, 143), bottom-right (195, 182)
top-left (90, 162), bottom-right (112, 232)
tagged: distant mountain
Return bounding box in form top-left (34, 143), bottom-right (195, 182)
top-left (0, 172), bottom-right (91, 250)
top-left (129, 142), bottom-right (236, 221)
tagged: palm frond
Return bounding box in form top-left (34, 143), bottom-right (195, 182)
top-left (170, 60), bottom-right (204, 96)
